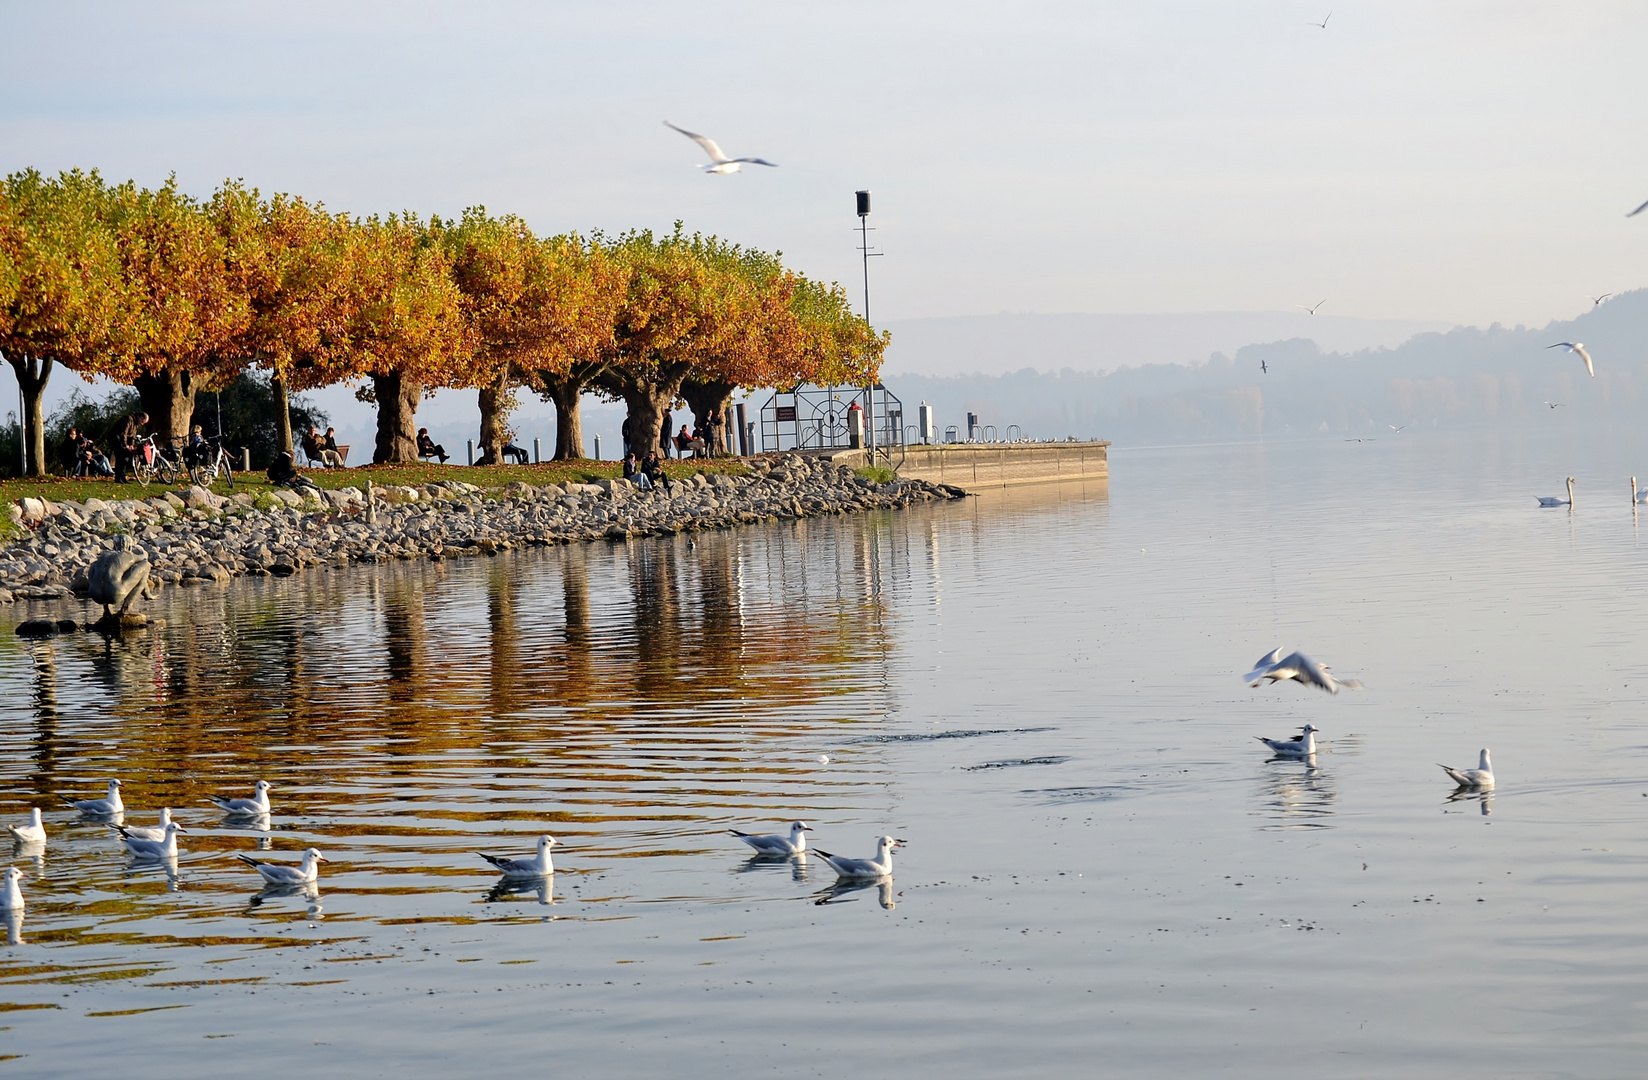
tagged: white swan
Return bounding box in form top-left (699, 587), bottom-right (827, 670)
top-left (730, 820), bottom-right (811, 857)
top-left (7, 808), bottom-right (45, 845)
top-left (1257, 724), bottom-right (1319, 756)
top-left (1439, 748), bottom-right (1493, 789)
top-left (0, 867), bottom-right (24, 911)
top-left (1633, 477), bottom-right (1647, 505)
top-left (663, 121), bottom-right (777, 173)
top-left (1547, 342), bottom-right (1595, 378)
top-left (62, 779), bottom-right (123, 817)
top-left (1536, 477), bottom-right (1575, 508)
top-left (813, 836), bottom-right (904, 879)
top-left (476, 835), bottom-right (557, 878)
top-left (207, 780), bottom-right (272, 816)
top-left (237, 847), bottom-right (327, 885)
top-left (1244, 648), bottom-right (1364, 694)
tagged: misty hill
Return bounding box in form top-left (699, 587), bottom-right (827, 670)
top-left (883, 291), bottom-right (1648, 446)
top-left (880, 310), bottom-right (1453, 376)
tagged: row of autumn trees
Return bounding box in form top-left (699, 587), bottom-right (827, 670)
top-left (0, 168), bottom-right (886, 476)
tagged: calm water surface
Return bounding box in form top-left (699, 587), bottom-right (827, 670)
top-left (5, 427), bottom-right (1648, 1078)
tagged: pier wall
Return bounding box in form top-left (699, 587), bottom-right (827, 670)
top-left (829, 441), bottom-right (1109, 492)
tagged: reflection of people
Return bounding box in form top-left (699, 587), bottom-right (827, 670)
top-left (416, 428), bottom-right (448, 463)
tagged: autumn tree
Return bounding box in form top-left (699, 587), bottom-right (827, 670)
top-left (0, 168), bottom-right (129, 475)
top-left (520, 235), bottom-right (625, 460)
top-left (98, 177), bottom-right (251, 444)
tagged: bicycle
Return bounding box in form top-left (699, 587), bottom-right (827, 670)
top-left (188, 436), bottom-right (237, 491)
top-left (131, 434), bottom-right (185, 488)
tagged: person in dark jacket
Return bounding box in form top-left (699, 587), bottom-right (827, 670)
top-left (416, 428), bottom-right (448, 463)
top-left (660, 410), bottom-right (673, 458)
top-left (112, 411), bottom-right (148, 483)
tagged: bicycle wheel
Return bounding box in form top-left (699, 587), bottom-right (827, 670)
top-left (134, 460), bottom-right (154, 488)
top-left (189, 464), bottom-right (210, 488)
top-left (156, 458), bottom-right (181, 486)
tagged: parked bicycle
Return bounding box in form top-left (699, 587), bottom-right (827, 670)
top-left (188, 435), bottom-right (237, 490)
top-left (131, 434), bottom-right (186, 488)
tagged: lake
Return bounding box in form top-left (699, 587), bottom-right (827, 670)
top-left (5, 425), bottom-right (1648, 1079)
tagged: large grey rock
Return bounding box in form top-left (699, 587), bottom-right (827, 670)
top-left (87, 549), bottom-right (151, 615)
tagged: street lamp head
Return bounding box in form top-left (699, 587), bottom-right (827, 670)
top-left (855, 190), bottom-right (872, 217)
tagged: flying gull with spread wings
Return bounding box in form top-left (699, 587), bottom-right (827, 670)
top-left (664, 121), bottom-right (777, 174)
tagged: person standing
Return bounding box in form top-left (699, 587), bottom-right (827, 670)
top-left (112, 410), bottom-right (148, 484)
top-left (660, 409), bottom-right (673, 458)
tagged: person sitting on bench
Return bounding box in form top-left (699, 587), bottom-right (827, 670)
top-left (417, 428), bottom-right (449, 463)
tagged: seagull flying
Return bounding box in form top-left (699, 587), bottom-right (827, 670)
top-left (1535, 476), bottom-right (1575, 508)
top-left (1590, 293), bottom-right (1612, 308)
top-left (1438, 748), bottom-right (1493, 789)
top-left (1547, 341), bottom-right (1595, 378)
top-left (1544, 401), bottom-right (1565, 409)
top-left (730, 820), bottom-right (812, 857)
top-left (813, 836), bottom-right (904, 880)
top-left (1260, 359), bottom-right (1268, 374)
top-left (1257, 724), bottom-right (1319, 757)
top-left (1244, 648), bottom-right (1364, 694)
top-left (663, 121), bottom-right (777, 174)
top-left (1308, 12), bottom-right (1331, 28)
top-left (62, 779), bottom-right (123, 817)
top-left (1298, 299), bottom-right (1327, 315)
top-left (1389, 424), bottom-right (1405, 432)
top-left (1628, 199), bottom-right (1648, 218)
top-left (207, 780), bottom-right (272, 816)
top-left (237, 848), bottom-right (327, 886)
top-left (7, 808), bottom-right (45, 846)
top-left (476, 835), bottom-right (557, 878)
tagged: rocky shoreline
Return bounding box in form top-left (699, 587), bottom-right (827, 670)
top-left (2, 455), bottom-right (964, 627)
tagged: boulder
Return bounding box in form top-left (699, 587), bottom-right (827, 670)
top-left (18, 497), bottom-right (47, 525)
top-left (183, 485), bottom-right (225, 511)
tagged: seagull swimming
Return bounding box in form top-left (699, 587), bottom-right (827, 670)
top-left (207, 780), bottom-right (272, 816)
top-left (1244, 648), bottom-right (1364, 693)
top-left (812, 836), bottom-right (904, 879)
top-left (729, 820), bottom-right (811, 857)
top-left (476, 835), bottom-right (557, 878)
top-left (663, 121), bottom-right (777, 174)
top-left (0, 867), bottom-right (24, 911)
top-left (1535, 477), bottom-right (1575, 508)
top-left (237, 847), bottom-right (327, 885)
top-left (7, 809), bottom-right (45, 846)
top-left (1298, 299), bottom-right (1327, 315)
top-left (117, 820), bottom-right (187, 860)
top-left (1547, 341), bottom-right (1595, 378)
top-left (1439, 748), bottom-right (1494, 789)
top-left (115, 807), bottom-right (174, 843)
top-left (62, 779), bottom-right (123, 817)
top-left (1257, 724), bottom-right (1319, 757)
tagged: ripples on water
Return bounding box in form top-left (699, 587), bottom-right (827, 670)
top-left (5, 427), bottom-right (1648, 1077)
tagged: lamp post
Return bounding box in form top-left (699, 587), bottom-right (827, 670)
top-left (855, 190), bottom-right (883, 467)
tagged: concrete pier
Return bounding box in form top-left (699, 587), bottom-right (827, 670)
top-left (829, 441), bottom-right (1109, 492)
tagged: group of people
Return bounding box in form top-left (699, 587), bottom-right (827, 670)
top-left (301, 425), bottom-right (346, 468)
top-left (621, 449), bottom-right (672, 492)
top-left (620, 409), bottom-right (722, 462)
top-left (59, 410), bottom-right (154, 483)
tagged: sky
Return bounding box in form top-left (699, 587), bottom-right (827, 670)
top-left (4, 0), bottom-right (1647, 336)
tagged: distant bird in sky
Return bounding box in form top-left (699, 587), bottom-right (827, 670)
top-left (1544, 401), bottom-right (1565, 409)
top-left (1257, 724), bottom-right (1319, 757)
top-left (1438, 749), bottom-right (1493, 789)
top-left (1388, 424), bottom-right (1404, 432)
top-left (1547, 341), bottom-right (1595, 378)
top-left (1590, 293), bottom-right (1612, 308)
top-left (663, 121), bottom-right (777, 174)
top-left (1308, 12), bottom-right (1331, 28)
top-left (1244, 648), bottom-right (1363, 694)
top-left (1260, 359), bottom-right (1268, 374)
top-left (1535, 476), bottom-right (1575, 508)
top-left (1298, 299), bottom-right (1327, 315)
top-left (1627, 198), bottom-right (1648, 218)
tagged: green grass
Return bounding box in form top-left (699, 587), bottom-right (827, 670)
top-left (854, 465), bottom-right (897, 485)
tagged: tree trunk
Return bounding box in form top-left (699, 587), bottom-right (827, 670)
top-left (6, 353), bottom-right (53, 477)
top-left (476, 369), bottom-right (510, 467)
top-left (597, 364), bottom-right (691, 466)
top-left (536, 371), bottom-right (588, 460)
top-left (271, 375), bottom-right (293, 455)
top-left (372, 372), bottom-right (422, 463)
top-left (680, 379), bottom-right (737, 458)
top-left (133, 370), bottom-right (197, 449)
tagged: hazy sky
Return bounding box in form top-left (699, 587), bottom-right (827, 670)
top-left (4, 1), bottom-right (1647, 333)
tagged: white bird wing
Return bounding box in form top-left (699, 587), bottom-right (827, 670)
top-left (1574, 344), bottom-right (1594, 377)
top-left (726, 157), bottom-right (777, 167)
top-left (731, 830), bottom-right (791, 854)
top-left (1243, 647), bottom-right (1286, 684)
top-left (664, 121), bottom-right (730, 163)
